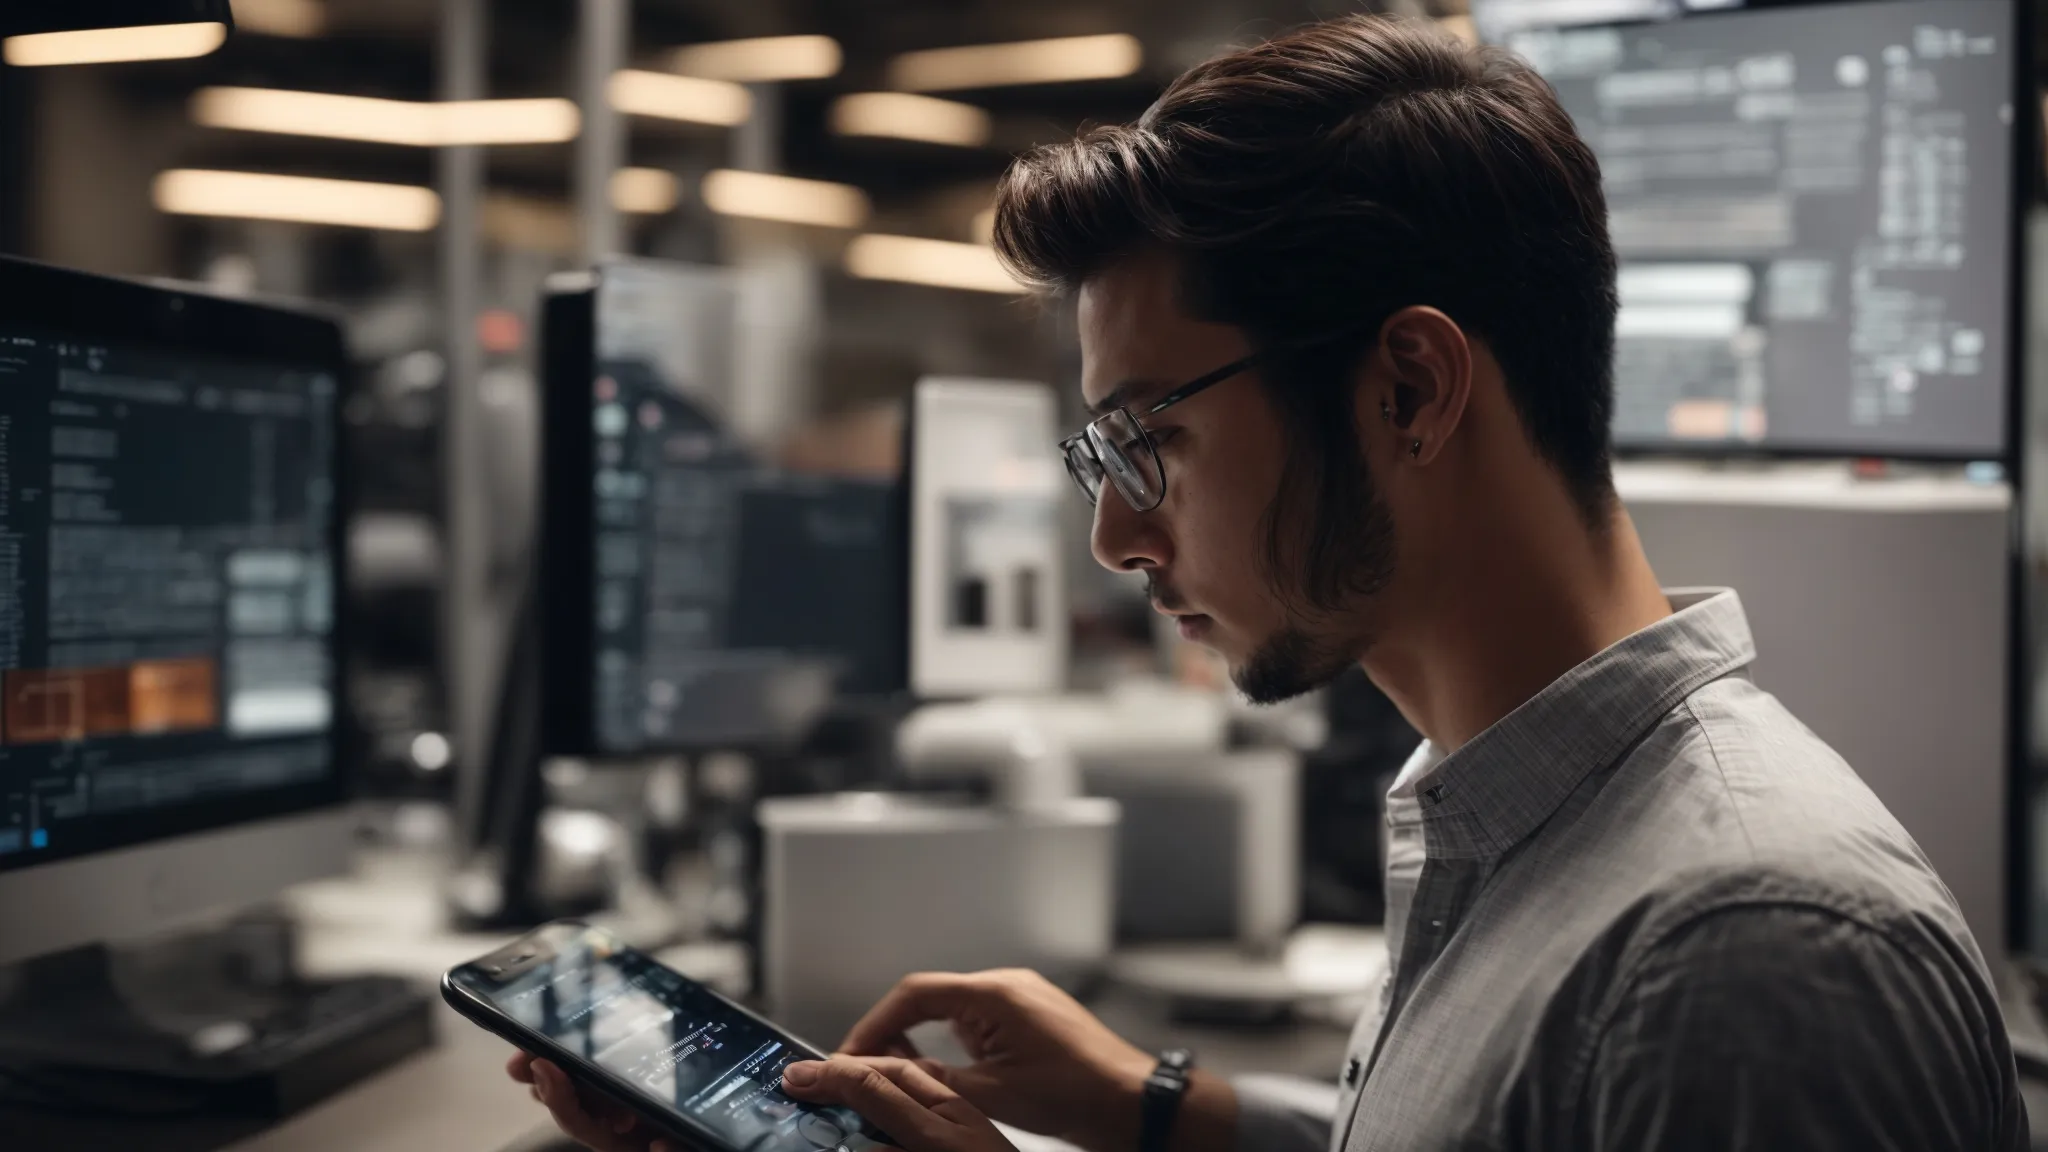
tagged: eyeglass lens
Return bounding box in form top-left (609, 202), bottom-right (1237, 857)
top-left (1083, 410), bottom-right (1165, 511)
top-left (1063, 441), bottom-right (1106, 504)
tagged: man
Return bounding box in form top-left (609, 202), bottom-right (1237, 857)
top-left (520, 14), bottom-right (2025, 1151)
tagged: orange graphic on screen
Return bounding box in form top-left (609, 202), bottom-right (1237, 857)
top-left (6, 668), bottom-right (129, 743)
top-left (129, 659), bottom-right (218, 734)
top-left (3, 658), bottom-right (219, 744)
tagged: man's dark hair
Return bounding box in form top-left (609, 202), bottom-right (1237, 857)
top-left (993, 16), bottom-right (1619, 607)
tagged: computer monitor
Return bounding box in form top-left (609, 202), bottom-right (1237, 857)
top-left (0, 257), bottom-right (351, 966)
top-left (1510, 0), bottom-right (2018, 457)
top-left (538, 261), bottom-right (904, 757)
top-left (907, 378), bottom-right (1066, 699)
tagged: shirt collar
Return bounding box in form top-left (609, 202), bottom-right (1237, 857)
top-left (1402, 587), bottom-right (1757, 860)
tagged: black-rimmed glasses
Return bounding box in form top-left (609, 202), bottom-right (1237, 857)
top-left (1059, 351), bottom-right (1267, 512)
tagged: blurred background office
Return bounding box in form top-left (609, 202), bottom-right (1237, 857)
top-left (0, 0), bottom-right (2043, 1148)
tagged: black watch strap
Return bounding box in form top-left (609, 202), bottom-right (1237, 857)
top-left (1139, 1048), bottom-right (1197, 1152)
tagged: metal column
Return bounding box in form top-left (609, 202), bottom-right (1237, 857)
top-left (439, 0), bottom-right (493, 849)
top-left (577, 0), bottom-right (627, 264)
top-left (728, 80), bottom-right (820, 449)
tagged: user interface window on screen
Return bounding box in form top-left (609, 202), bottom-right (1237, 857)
top-left (455, 943), bottom-right (881, 1151)
top-left (1514, 0), bottom-right (2012, 455)
top-left (585, 264), bottom-right (902, 754)
top-left (0, 334), bottom-right (335, 866)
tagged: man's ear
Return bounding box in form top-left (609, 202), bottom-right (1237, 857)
top-left (1370, 306), bottom-right (1472, 466)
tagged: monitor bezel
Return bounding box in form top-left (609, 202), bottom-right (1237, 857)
top-left (1527, 0), bottom-right (2027, 465)
top-left (0, 255), bottom-right (354, 876)
top-left (537, 278), bottom-right (600, 757)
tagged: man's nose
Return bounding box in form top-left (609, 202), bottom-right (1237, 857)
top-left (1090, 491), bottom-right (1171, 573)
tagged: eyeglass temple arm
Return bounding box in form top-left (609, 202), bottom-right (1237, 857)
top-left (1143, 350), bottom-right (1268, 416)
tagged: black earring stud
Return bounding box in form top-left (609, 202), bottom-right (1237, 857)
top-left (1381, 401), bottom-right (1393, 421)
top-left (1409, 439), bottom-right (1423, 458)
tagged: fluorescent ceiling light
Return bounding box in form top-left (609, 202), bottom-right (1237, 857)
top-left (5, 22), bottom-right (227, 66)
top-left (439, 99), bottom-right (581, 145)
top-left (831, 92), bottom-right (991, 147)
top-left (193, 88), bottom-right (580, 146)
top-left (233, 0), bottom-right (325, 38)
top-left (887, 34), bottom-right (1143, 92)
top-left (845, 234), bottom-right (1021, 294)
top-left (608, 70), bottom-right (752, 126)
top-left (154, 170), bottom-right (442, 231)
top-left (700, 169), bottom-right (869, 228)
top-left (669, 35), bottom-right (841, 82)
top-left (613, 168), bottom-right (680, 214)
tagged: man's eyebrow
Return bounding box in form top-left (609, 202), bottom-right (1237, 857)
top-left (1087, 378), bottom-right (1165, 419)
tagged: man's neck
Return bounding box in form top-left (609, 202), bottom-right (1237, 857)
top-left (1364, 500), bottom-right (1672, 753)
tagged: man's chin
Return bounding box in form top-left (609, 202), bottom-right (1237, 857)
top-left (1230, 626), bottom-right (1354, 705)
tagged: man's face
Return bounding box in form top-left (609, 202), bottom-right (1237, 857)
top-left (1077, 253), bottom-right (1392, 702)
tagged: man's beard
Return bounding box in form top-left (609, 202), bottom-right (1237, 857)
top-left (1231, 474), bottom-right (1398, 705)
top-left (1232, 624), bottom-right (1364, 705)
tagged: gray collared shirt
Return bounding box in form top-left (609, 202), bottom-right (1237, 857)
top-left (1235, 588), bottom-right (2026, 1151)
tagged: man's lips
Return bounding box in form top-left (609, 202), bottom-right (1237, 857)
top-left (1146, 576), bottom-right (1211, 638)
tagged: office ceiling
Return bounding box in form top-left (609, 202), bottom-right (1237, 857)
top-left (92, 0), bottom-right (1409, 233)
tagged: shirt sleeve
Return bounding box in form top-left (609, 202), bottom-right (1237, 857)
top-left (1578, 904), bottom-right (2027, 1152)
top-left (1232, 1074), bottom-right (1339, 1152)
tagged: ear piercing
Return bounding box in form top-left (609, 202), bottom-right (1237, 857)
top-left (1383, 401), bottom-right (1421, 458)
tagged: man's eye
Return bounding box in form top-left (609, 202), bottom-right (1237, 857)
top-left (1148, 427), bottom-right (1185, 449)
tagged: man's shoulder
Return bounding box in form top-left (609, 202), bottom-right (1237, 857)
top-left (1659, 674), bottom-right (1885, 819)
top-left (1621, 676), bottom-right (1938, 887)
top-left (1577, 676), bottom-right (1985, 981)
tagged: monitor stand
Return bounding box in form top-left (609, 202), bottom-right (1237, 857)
top-left (445, 581), bottom-right (568, 930)
top-left (0, 917), bottom-right (432, 1123)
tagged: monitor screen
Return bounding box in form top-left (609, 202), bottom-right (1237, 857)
top-left (0, 325), bottom-right (338, 872)
top-left (1512, 0), bottom-right (2015, 456)
top-left (542, 262), bottom-right (905, 756)
top-left (728, 475), bottom-right (906, 701)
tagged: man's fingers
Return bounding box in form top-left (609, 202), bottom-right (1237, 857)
top-left (507, 1050), bottom-right (537, 1083)
top-left (839, 973), bottom-right (988, 1056)
top-left (784, 1056), bottom-right (949, 1147)
top-left (853, 1056), bottom-right (962, 1110)
top-left (532, 1059), bottom-right (636, 1151)
top-left (916, 1058), bottom-right (1005, 1111)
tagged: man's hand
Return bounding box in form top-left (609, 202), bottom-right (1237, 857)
top-left (506, 1051), bottom-right (679, 1152)
top-left (833, 969), bottom-right (1159, 1152)
top-left (781, 1055), bottom-right (1018, 1152)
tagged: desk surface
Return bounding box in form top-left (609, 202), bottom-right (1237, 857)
top-left (224, 1000), bottom-right (551, 1152)
top-left (206, 991), bottom-right (1351, 1152)
top-left (8, 852), bottom-right (1355, 1152)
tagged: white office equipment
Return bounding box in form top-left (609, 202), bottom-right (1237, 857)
top-left (909, 378), bottom-right (1067, 698)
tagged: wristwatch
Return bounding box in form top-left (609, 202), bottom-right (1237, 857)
top-left (1139, 1048), bottom-right (1197, 1152)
